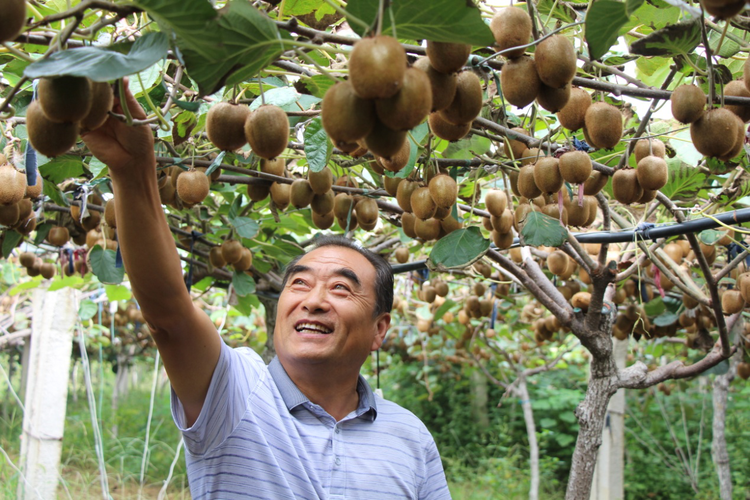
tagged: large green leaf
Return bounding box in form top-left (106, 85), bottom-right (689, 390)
top-left (89, 245), bottom-right (125, 284)
top-left (229, 216), bottom-right (260, 239)
top-left (346, 0), bottom-right (494, 46)
top-left (537, 0), bottom-right (577, 24)
top-left (304, 118), bottom-right (333, 172)
top-left (520, 211), bottom-right (567, 247)
top-left (48, 275), bottom-right (84, 292)
top-left (2, 231), bottom-right (22, 258)
top-left (38, 155), bottom-right (83, 184)
top-left (24, 32), bottom-right (168, 81)
top-left (78, 299), bottom-right (98, 321)
top-left (629, 18), bottom-right (701, 57)
top-left (586, 1), bottom-right (631, 61)
top-left (104, 284), bottom-right (132, 301)
top-left (660, 159), bottom-right (706, 201)
top-left (233, 270), bottom-right (256, 297)
top-left (429, 227), bottom-right (490, 269)
top-left (133, 0), bottom-right (219, 59)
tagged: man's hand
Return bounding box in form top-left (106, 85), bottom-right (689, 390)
top-left (81, 80), bottom-right (156, 174)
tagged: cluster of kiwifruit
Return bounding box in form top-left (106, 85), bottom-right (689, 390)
top-left (158, 165), bottom-right (221, 209)
top-left (492, 6), bottom-right (578, 115)
top-left (610, 137), bottom-right (669, 205)
top-left (18, 251), bottom-right (57, 279)
top-left (205, 100), bottom-right (289, 160)
top-left (26, 76), bottom-right (113, 158)
top-left (210, 238), bottom-right (253, 273)
top-left (0, 155), bottom-right (43, 236)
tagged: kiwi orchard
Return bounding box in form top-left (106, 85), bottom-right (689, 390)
top-left (1, 0), bottom-right (750, 498)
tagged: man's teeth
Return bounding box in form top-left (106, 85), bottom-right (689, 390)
top-left (296, 323), bottom-right (332, 334)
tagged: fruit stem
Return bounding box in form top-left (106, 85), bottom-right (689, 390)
top-left (699, 8), bottom-right (716, 105)
top-left (136, 72), bottom-right (170, 131)
top-left (117, 79), bottom-right (133, 126)
top-left (257, 76), bottom-right (266, 106)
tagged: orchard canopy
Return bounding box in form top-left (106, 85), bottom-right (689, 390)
top-left (1, 0), bottom-right (750, 388)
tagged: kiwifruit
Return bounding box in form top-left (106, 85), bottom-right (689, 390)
top-left (518, 164), bottom-right (542, 198)
top-left (333, 193), bottom-right (355, 220)
top-left (412, 57), bottom-right (457, 112)
top-left (364, 118), bottom-right (407, 159)
top-left (102, 198), bottom-right (116, 228)
top-left (0, 203), bottom-right (20, 226)
top-left (25, 172), bottom-right (42, 199)
top-left (671, 84), bottom-right (705, 124)
top-left (633, 138), bottom-right (666, 163)
top-left (232, 248), bottom-right (253, 272)
top-left (159, 178), bottom-right (176, 206)
top-left (428, 174), bottom-right (457, 209)
top-left (584, 102), bottom-right (622, 149)
top-left (221, 240), bottom-right (243, 264)
top-left (335, 175), bottom-right (359, 189)
top-left (383, 175), bottom-right (402, 196)
top-left (500, 55), bottom-right (541, 108)
top-left (744, 56), bottom-right (750, 93)
top-left (493, 210), bottom-right (513, 233)
top-left (583, 170), bottom-right (608, 195)
top-left (269, 182), bottom-right (291, 210)
top-left (206, 102), bottom-right (250, 151)
top-left (38, 76), bottom-right (92, 123)
top-left (566, 198), bottom-right (588, 226)
top-left (428, 112), bottom-right (471, 141)
top-left (426, 41), bottom-right (471, 74)
top-left (19, 251), bottom-right (36, 268)
top-left (209, 246), bottom-right (226, 268)
top-left (394, 247), bottom-right (409, 264)
top-left (490, 228), bottom-right (513, 249)
top-left (260, 157), bottom-right (285, 177)
top-left (355, 197), bottom-right (379, 225)
top-left (557, 87), bottom-right (591, 131)
top-left (441, 214), bottom-right (462, 233)
top-left (378, 139), bottom-right (411, 172)
top-left (559, 150), bottom-right (592, 184)
top-left (611, 168), bottom-right (643, 205)
top-left (78, 81), bottom-right (114, 131)
top-left (47, 226), bottom-right (70, 247)
top-left (637, 189), bottom-right (658, 204)
top-left (722, 289), bottom-right (745, 314)
top-left (15, 213), bottom-right (36, 235)
top-left (636, 155), bottom-right (668, 190)
top-left (721, 80), bottom-right (750, 122)
top-left (337, 211), bottom-right (358, 232)
top-left (0, 164), bottom-right (26, 205)
top-left (26, 101), bottom-right (79, 157)
top-left (411, 186), bottom-right (437, 220)
top-left (438, 70), bottom-right (483, 125)
top-left (490, 7), bottom-right (532, 59)
top-left (349, 35), bottom-right (407, 99)
top-left (176, 169), bottom-right (210, 204)
top-left (375, 67), bottom-right (432, 131)
top-left (536, 83), bottom-right (570, 113)
top-left (312, 210), bottom-right (335, 230)
top-left (546, 250), bottom-right (568, 276)
top-left (718, 113), bottom-right (746, 161)
top-left (310, 189), bottom-right (334, 214)
top-left (700, 0), bottom-right (746, 18)
top-left (170, 166), bottom-right (184, 189)
top-left (533, 157), bottom-right (563, 194)
top-left (738, 362), bottom-right (750, 380)
top-left (738, 272), bottom-right (750, 302)
top-left (571, 291), bottom-right (591, 311)
top-left (414, 217), bottom-right (441, 240)
top-left (401, 211), bottom-right (417, 238)
top-left (541, 203), bottom-right (568, 225)
top-left (690, 108), bottom-right (738, 158)
top-left (290, 179), bottom-right (314, 209)
top-left (244, 104), bottom-right (289, 160)
top-left (321, 81), bottom-right (376, 144)
top-left (308, 167), bottom-right (333, 194)
top-left (40, 262), bottom-right (56, 280)
top-left (485, 189), bottom-right (508, 217)
top-left (534, 35), bottom-right (577, 89)
top-left (394, 179), bottom-right (417, 212)
top-left (0, 0), bottom-right (26, 43)
top-left (504, 127), bottom-right (528, 159)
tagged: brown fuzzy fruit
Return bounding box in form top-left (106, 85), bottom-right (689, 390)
top-left (206, 102), bottom-right (250, 151)
top-left (177, 169), bottom-right (210, 204)
top-left (401, 212), bottom-right (417, 238)
top-left (312, 210), bottom-right (335, 230)
top-left (232, 248), bottom-right (253, 272)
top-left (0, 0), bottom-right (26, 43)
top-left (722, 289), bottom-right (745, 314)
top-left (518, 164), bottom-right (542, 198)
top-left (290, 179), bottom-right (314, 209)
top-left (321, 81), bottom-right (375, 145)
top-left (500, 55), bottom-right (541, 108)
top-left (671, 84), bottom-right (705, 124)
top-left (571, 291), bottom-right (591, 311)
top-left (383, 176), bottom-right (402, 197)
top-left (394, 247), bottom-right (409, 264)
top-left (438, 71), bottom-right (483, 126)
top-left (633, 138), bottom-right (666, 163)
top-left (559, 151), bottom-right (592, 184)
top-left (557, 87), bottom-right (591, 131)
top-left (310, 190), bottom-right (334, 215)
top-left (244, 104), bottom-right (289, 160)
top-left (364, 118), bottom-right (407, 159)
top-left (413, 57), bottom-right (457, 112)
top-left (534, 35), bottom-right (577, 89)
top-left (349, 35), bottom-right (407, 99)
top-left (414, 217), bottom-right (441, 241)
top-left (428, 174), bottom-right (457, 209)
top-left (738, 362), bottom-right (750, 380)
top-left (700, 0), bottom-right (746, 18)
top-left (0, 203), bottom-right (20, 226)
top-left (308, 167), bottom-right (333, 195)
top-left (584, 102), bottom-right (622, 149)
top-left (26, 101), bottom-right (79, 157)
top-left (611, 169), bottom-right (643, 205)
top-left (547, 250), bottom-right (569, 276)
top-left (485, 189), bottom-right (508, 217)
top-left (355, 197), bottom-right (379, 226)
top-left (38, 76), bottom-right (92, 123)
top-left (396, 180), bottom-right (419, 212)
top-left (40, 262), bottom-right (56, 280)
top-left (718, 114), bottom-right (746, 161)
top-left (636, 155), bottom-right (668, 191)
top-left (25, 172), bottom-right (42, 199)
top-left (80, 81), bottom-right (114, 132)
top-left (490, 7), bottom-right (532, 59)
top-left (209, 246), bottom-right (226, 268)
top-left (103, 198), bottom-right (117, 228)
top-left (47, 226), bottom-right (70, 246)
top-left (583, 170), bottom-right (608, 195)
top-left (333, 193), bottom-right (355, 220)
top-left (536, 83), bottom-right (570, 113)
top-left (723, 80), bottom-right (750, 122)
top-left (221, 240), bottom-right (243, 264)
top-left (690, 108), bottom-right (738, 158)
top-left (428, 113), bottom-right (471, 141)
top-left (378, 139), bottom-right (411, 172)
top-left (504, 128), bottom-right (528, 160)
top-left (411, 186), bottom-right (437, 220)
top-left (533, 157), bottom-right (563, 194)
top-left (0, 164), bottom-right (27, 206)
top-left (260, 157), bottom-right (285, 177)
top-left (270, 182), bottom-right (291, 210)
top-left (426, 41), bottom-right (471, 74)
top-left (375, 67), bottom-right (432, 131)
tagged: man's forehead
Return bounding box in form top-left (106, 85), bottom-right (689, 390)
top-left (297, 246), bottom-right (374, 277)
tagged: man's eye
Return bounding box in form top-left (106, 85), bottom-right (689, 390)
top-left (333, 283), bottom-right (349, 291)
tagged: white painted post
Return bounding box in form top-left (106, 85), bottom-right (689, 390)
top-left (17, 286), bottom-right (79, 500)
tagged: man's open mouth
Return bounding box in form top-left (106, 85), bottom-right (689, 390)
top-left (295, 322), bottom-right (333, 334)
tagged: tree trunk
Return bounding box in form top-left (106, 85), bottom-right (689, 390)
top-left (518, 377), bottom-right (539, 500)
top-left (712, 350), bottom-right (738, 500)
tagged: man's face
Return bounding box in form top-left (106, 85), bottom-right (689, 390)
top-left (274, 246), bottom-right (390, 372)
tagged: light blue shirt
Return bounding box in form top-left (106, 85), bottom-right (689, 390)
top-left (172, 342), bottom-right (451, 499)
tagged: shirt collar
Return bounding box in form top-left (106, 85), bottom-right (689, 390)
top-left (268, 356), bottom-right (378, 421)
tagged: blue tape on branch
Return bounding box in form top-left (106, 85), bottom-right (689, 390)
top-left (67, 248), bottom-right (74, 275)
top-left (636, 222), bottom-right (656, 240)
top-left (26, 80), bottom-right (38, 186)
top-left (639, 280), bottom-right (649, 302)
top-left (115, 245), bottom-right (123, 268)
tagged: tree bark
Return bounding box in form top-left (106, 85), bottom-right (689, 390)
top-left (712, 349), bottom-right (739, 500)
top-left (518, 377), bottom-right (539, 500)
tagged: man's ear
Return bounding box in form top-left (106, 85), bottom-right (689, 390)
top-left (370, 312), bottom-right (391, 351)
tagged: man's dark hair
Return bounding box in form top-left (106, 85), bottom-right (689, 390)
top-left (281, 235), bottom-right (394, 317)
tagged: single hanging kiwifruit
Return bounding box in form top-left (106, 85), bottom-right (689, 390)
top-left (490, 7), bottom-right (532, 59)
top-left (383, 175), bottom-right (402, 197)
top-left (536, 83), bottom-right (571, 113)
top-left (723, 80), bottom-right (750, 122)
top-left (633, 138), bottom-right (666, 163)
top-left (312, 210), bottom-right (335, 230)
top-left (0, 164), bottom-right (27, 206)
top-left (584, 102), bottom-right (622, 149)
top-left (718, 113), bottom-right (746, 161)
top-left (428, 174), bottom-right (458, 209)
top-left (534, 35), bottom-right (577, 89)
top-left (500, 55), bottom-right (540, 108)
top-left (700, 0), bottom-right (746, 19)
top-left (375, 67), bottom-right (432, 131)
top-left (0, 0), bottom-right (26, 43)
top-left (80, 81), bottom-right (114, 132)
top-left (290, 179), bottom-right (314, 209)
top-left (426, 41), bottom-right (471, 75)
top-left (412, 57), bottom-right (458, 112)
top-left (321, 81), bottom-right (376, 145)
top-left (310, 189), bottom-right (335, 215)
top-left (378, 139), bottom-right (411, 172)
top-left (349, 35), bottom-right (407, 100)
top-left (221, 240), bottom-right (244, 264)
top-left (611, 168), bottom-right (643, 205)
top-left (333, 193), bottom-right (355, 220)
top-left (428, 112), bottom-right (471, 141)
top-left (559, 150), bottom-right (592, 185)
top-left (206, 102), bottom-right (251, 151)
top-left (533, 157), bottom-right (564, 194)
top-left (410, 187), bottom-right (436, 220)
top-left (438, 70), bottom-right (483, 125)
top-left (260, 157), bottom-right (285, 177)
top-left (671, 84), bottom-right (705, 124)
top-left (26, 101), bottom-right (79, 157)
top-left (636, 155), bottom-right (668, 191)
top-left (244, 104), bottom-right (289, 160)
top-left (355, 198), bottom-right (379, 226)
top-left (484, 189), bottom-right (508, 217)
top-left (690, 107), bottom-right (738, 158)
top-left (517, 164), bottom-right (542, 198)
top-left (583, 170), bottom-right (608, 195)
top-left (308, 167), bottom-right (333, 195)
top-left (37, 76), bottom-right (92, 123)
top-left (0, 203), bottom-right (20, 226)
top-left (557, 87), bottom-right (591, 131)
top-left (396, 179), bottom-right (419, 212)
top-left (364, 118), bottom-right (407, 160)
top-left (176, 169), bottom-right (210, 204)
top-left (503, 127), bottom-right (528, 159)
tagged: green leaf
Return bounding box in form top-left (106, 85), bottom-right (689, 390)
top-left (586, 1), bottom-right (630, 61)
top-left (174, 99), bottom-right (201, 111)
top-left (78, 299), bottom-right (98, 321)
top-left (300, 75), bottom-right (335, 99)
top-left (133, 0), bottom-right (219, 59)
top-left (88, 157), bottom-right (109, 179)
top-left (660, 158), bottom-right (706, 201)
top-left (390, 122), bottom-right (429, 179)
top-left (429, 227), bottom-right (490, 269)
top-left (629, 18), bottom-right (701, 57)
top-left (625, 0), bottom-right (645, 15)
top-left (303, 118), bottom-right (332, 172)
top-left (229, 216), bottom-right (260, 239)
top-left (284, 0), bottom-right (322, 15)
top-left (653, 312), bottom-right (678, 327)
top-left (38, 155), bottom-right (83, 184)
top-left (48, 275), bottom-right (84, 292)
top-left (9, 276), bottom-right (43, 296)
top-left (249, 87), bottom-right (300, 110)
top-left (2, 231), bottom-right (22, 258)
top-left (670, 129), bottom-right (703, 166)
top-left (33, 223), bottom-right (53, 246)
top-left (232, 270), bottom-right (256, 297)
top-left (89, 245), bottom-right (125, 284)
top-left (643, 296), bottom-right (665, 317)
top-left (24, 32), bottom-right (168, 82)
top-left (699, 229), bottom-right (730, 246)
top-left (104, 284), bottom-right (132, 301)
top-left (346, 0), bottom-right (494, 46)
top-left (537, 0), bottom-right (576, 24)
top-left (205, 150), bottom-right (226, 177)
top-left (433, 299), bottom-right (456, 322)
top-left (42, 179), bottom-right (69, 207)
top-left (442, 135), bottom-right (491, 159)
top-left (520, 212), bottom-right (567, 247)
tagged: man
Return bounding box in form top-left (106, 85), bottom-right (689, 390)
top-left (82, 83), bottom-right (451, 499)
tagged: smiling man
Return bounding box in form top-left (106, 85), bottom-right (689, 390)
top-left (81, 84), bottom-right (450, 499)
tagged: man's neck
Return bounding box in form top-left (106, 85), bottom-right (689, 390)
top-left (282, 361), bottom-right (361, 421)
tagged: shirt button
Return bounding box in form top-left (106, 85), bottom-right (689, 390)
top-left (335, 456), bottom-right (341, 466)
top-left (335, 428), bottom-right (340, 434)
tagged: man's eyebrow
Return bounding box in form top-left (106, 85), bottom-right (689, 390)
top-left (333, 268), bottom-right (361, 287)
top-left (285, 264), bottom-right (310, 280)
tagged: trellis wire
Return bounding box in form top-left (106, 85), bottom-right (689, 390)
top-left (157, 437), bottom-right (184, 500)
top-left (138, 350), bottom-right (161, 499)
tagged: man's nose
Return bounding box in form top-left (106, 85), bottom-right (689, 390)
top-left (302, 285), bottom-right (331, 312)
